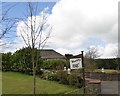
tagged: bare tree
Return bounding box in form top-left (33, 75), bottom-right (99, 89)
top-left (113, 49), bottom-right (120, 70)
top-left (113, 49), bottom-right (119, 58)
top-left (18, 2), bottom-right (51, 95)
top-left (85, 46), bottom-right (101, 71)
top-left (0, 3), bottom-right (17, 47)
top-left (85, 47), bottom-right (100, 60)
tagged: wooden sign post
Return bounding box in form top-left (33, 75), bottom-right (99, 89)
top-left (69, 51), bottom-right (86, 95)
top-left (81, 51), bottom-right (86, 95)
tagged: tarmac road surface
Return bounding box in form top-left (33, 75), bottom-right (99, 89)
top-left (101, 81), bottom-right (120, 95)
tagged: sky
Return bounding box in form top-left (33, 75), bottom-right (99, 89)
top-left (1, 0), bottom-right (120, 58)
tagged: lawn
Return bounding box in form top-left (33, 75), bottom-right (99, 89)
top-left (94, 69), bottom-right (120, 73)
top-left (2, 72), bottom-right (83, 94)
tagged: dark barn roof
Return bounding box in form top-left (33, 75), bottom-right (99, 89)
top-left (40, 49), bottom-right (65, 59)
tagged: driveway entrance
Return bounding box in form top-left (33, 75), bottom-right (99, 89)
top-left (101, 81), bottom-right (120, 95)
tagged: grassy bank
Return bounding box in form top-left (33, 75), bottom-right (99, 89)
top-left (2, 72), bottom-right (83, 94)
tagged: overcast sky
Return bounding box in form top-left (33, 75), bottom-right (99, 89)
top-left (1, 0), bottom-right (119, 58)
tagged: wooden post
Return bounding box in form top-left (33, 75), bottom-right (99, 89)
top-left (81, 51), bottom-right (86, 95)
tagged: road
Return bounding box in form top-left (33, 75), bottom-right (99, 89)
top-left (101, 81), bottom-right (120, 95)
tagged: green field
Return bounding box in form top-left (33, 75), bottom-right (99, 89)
top-left (2, 72), bottom-right (83, 94)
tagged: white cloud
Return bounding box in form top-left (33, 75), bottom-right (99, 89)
top-left (47, 0), bottom-right (119, 58)
top-left (99, 43), bottom-right (118, 58)
top-left (4, 0), bottom-right (119, 58)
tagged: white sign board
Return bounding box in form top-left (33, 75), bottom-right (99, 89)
top-left (70, 58), bottom-right (82, 69)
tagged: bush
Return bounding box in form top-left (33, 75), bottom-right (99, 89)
top-left (48, 72), bottom-right (59, 81)
top-left (68, 73), bottom-right (83, 88)
top-left (75, 76), bottom-right (83, 88)
top-left (42, 60), bottom-right (68, 70)
top-left (40, 70), bottom-right (83, 88)
top-left (67, 74), bottom-right (77, 86)
top-left (57, 71), bottom-right (69, 85)
top-left (41, 70), bottom-right (51, 80)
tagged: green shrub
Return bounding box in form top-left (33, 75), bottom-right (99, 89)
top-left (40, 70), bottom-right (83, 88)
top-left (75, 76), bottom-right (83, 88)
top-left (57, 71), bottom-right (69, 85)
top-left (40, 70), bottom-right (51, 80)
top-left (67, 74), bottom-right (77, 86)
top-left (42, 60), bottom-right (68, 70)
top-left (68, 73), bottom-right (83, 88)
top-left (48, 72), bottom-right (59, 81)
